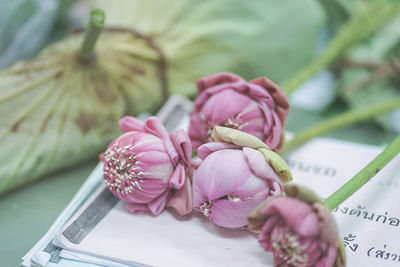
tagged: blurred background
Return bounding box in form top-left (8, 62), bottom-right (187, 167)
top-left (1, 0), bottom-right (399, 265)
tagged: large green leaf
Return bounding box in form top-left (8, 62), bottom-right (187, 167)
top-left (92, 0), bottom-right (325, 95)
top-left (0, 30), bottom-right (165, 194)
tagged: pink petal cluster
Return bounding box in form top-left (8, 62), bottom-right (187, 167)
top-left (193, 143), bottom-right (285, 229)
top-left (188, 72), bottom-right (289, 151)
top-left (248, 186), bottom-right (345, 267)
top-left (101, 116), bottom-right (192, 216)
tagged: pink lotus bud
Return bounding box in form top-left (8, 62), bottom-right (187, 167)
top-left (102, 116), bottom-right (192, 216)
top-left (189, 72), bottom-right (289, 152)
top-left (193, 127), bottom-right (292, 228)
top-left (248, 184), bottom-right (346, 267)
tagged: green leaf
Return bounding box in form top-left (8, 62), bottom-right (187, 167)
top-left (0, 30), bottom-right (165, 194)
top-left (91, 0), bottom-right (325, 95)
top-left (337, 13), bottom-right (400, 132)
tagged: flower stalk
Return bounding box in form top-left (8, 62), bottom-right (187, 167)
top-left (282, 97), bottom-right (400, 154)
top-left (80, 9), bottom-right (105, 62)
top-left (324, 133), bottom-right (400, 210)
top-left (281, 0), bottom-right (400, 96)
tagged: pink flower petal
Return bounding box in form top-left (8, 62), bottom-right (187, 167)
top-left (211, 193), bottom-right (268, 228)
top-left (119, 116), bottom-right (144, 133)
top-left (98, 152), bottom-right (105, 162)
top-left (260, 197), bottom-right (320, 237)
top-left (140, 162), bottom-right (174, 181)
top-left (315, 245), bottom-right (337, 267)
top-left (242, 147), bottom-right (282, 184)
top-left (170, 129), bottom-right (192, 167)
top-left (193, 149), bottom-right (251, 202)
top-left (297, 212), bottom-right (321, 238)
top-left (143, 118), bottom-right (180, 166)
top-left (250, 76), bottom-right (290, 127)
top-left (147, 190), bottom-right (170, 215)
top-left (259, 103), bottom-right (282, 149)
top-left (124, 202), bottom-right (149, 214)
top-left (188, 113), bottom-right (209, 149)
top-left (167, 176), bottom-right (193, 216)
top-left (169, 163), bottom-right (185, 189)
top-left (201, 89), bottom-right (253, 124)
top-left (136, 150), bottom-right (172, 165)
top-left (197, 142), bottom-right (238, 160)
top-left (143, 116), bottom-right (169, 139)
top-left (197, 72), bottom-right (244, 93)
top-left (123, 179), bottom-right (168, 203)
top-left (258, 215), bottom-right (281, 251)
top-left (230, 173), bottom-right (270, 199)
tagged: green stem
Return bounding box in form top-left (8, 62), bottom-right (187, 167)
top-left (282, 97), bottom-right (400, 154)
top-left (280, 0), bottom-right (400, 96)
top-left (80, 9), bottom-right (105, 62)
top-left (324, 133), bottom-right (400, 210)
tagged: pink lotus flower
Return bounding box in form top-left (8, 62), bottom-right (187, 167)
top-left (188, 72), bottom-right (289, 151)
top-left (101, 116), bottom-right (192, 216)
top-left (193, 126), bottom-right (292, 228)
top-left (248, 185), bottom-right (346, 267)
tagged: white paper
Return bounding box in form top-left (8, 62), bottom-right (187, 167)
top-left (57, 184), bottom-right (271, 267)
top-left (55, 137), bottom-right (400, 267)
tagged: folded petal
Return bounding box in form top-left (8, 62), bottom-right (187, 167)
top-left (197, 72), bottom-right (244, 93)
top-left (188, 112), bottom-right (209, 149)
top-left (170, 129), bottom-right (192, 167)
top-left (169, 163), bottom-right (185, 189)
top-left (242, 147), bottom-right (282, 184)
top-left (119, 116), bottom-right (144, 133)
top-left (147, 190), bottom-right (170, 215)
top-left (258, 148), bottom-right (292, 183)
top-left (258, 102), bottom-right (282, 150)
top-left (143, 116), bottom-right (170, 140)
top-left (167, 176), bottom-right (193, 216)
top-left (197, 141), bottom-right (238, 160)
top-left (250, 77), bottom-right (290, 127)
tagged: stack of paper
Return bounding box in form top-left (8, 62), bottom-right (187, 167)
top-left (22, 96), bottom-right (400, 267)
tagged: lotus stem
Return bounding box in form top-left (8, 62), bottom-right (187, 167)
top-left (280, 0), bottom-right (400, 96)
top-left (324, 133), bottom-right (400, 210)
top-left (282, 97), bottom-right (400, 154)
top-left (80, 9), bottom-right (105, 62)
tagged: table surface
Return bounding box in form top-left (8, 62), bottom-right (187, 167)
top-left (0, 108), bottom-right (396, 267)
